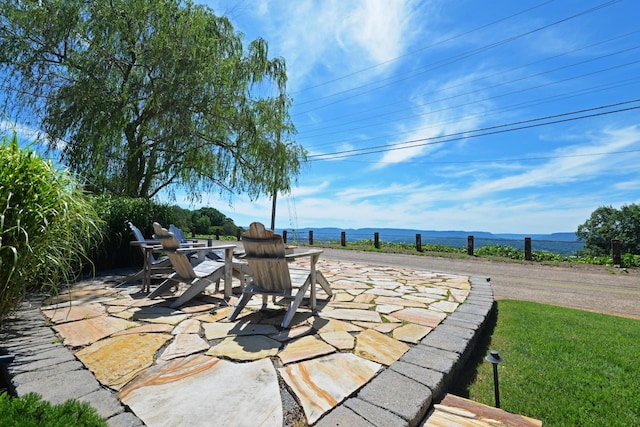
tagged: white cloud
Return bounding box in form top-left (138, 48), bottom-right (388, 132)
top-left (457, 125), bottom-right (640, 198)
top-left (0, 120), bottom-right (40, 142)
top-left (238, 0), bottom-right (423, 91)
top-left (373, 71), bottom-right (495, 166)
top-left (335, 182), bottom-right (421, 202)
top-left (340, 0), bottom-right (414, 64)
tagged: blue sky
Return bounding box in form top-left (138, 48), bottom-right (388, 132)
top-left (188, 0), bottom-right (640, 234)
top-left (5, 1), bottom-right (640, 234)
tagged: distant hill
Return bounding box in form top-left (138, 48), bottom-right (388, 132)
top-left (275, 227), bottom-right (581, 242)
top-left (270, 227), bottom-right (583, 255)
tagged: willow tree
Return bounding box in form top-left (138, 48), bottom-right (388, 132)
top-left (0, 0), bottom-right (304, 200)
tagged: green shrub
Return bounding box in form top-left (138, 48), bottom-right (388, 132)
top-left (0, 132), bottom-right (102, 321)
top-left (475, 244), bottom-right (524, 260)
top-left (0, 392), bottom-right (107, 426)
top-left (621, 253), bottom-right (640, 267)
top-left (91, 194), bottom-right (177, 269)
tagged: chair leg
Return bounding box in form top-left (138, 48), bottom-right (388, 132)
top-left (317, 271), bottom-right (333, 296)
top-left (170, 269), bottom-right (225, 309)
top-left (281, 281), bottom-right (311, 329)
top-left (148, 277), bottom-right (178, 299)
top-left (228, 291), bottom-right (255, 321)
top-left (117, 269), bottom-right (144, 285)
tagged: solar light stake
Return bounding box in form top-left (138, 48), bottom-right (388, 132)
top-left (485, 350), bottom-right (504, 408)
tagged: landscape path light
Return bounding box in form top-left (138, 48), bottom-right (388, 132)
top-left (485, 350), bottom-right (504, 408)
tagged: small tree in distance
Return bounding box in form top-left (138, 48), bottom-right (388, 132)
top-left (577, 204), bottom-right (640, 256)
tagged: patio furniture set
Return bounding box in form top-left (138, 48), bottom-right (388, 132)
top-left (122, 221), bottom-right (332, 328)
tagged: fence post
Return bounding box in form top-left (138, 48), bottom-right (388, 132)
top-left (309, 230), bottom-right (313, 245)
top-left (416, 233), bottom-right (422, 252)
top-left (467, 235), bottom-right (474, 256)
top-left (341, 231), bottom-right (346, 247)
top-left (236, 228), bottom-right (242, 241)
top-left (611, 239), bottom-right (621, 265)
top-left (374, 232), bottom-right (380, 249)
top-left (524, 237), bottom-right (532, 261)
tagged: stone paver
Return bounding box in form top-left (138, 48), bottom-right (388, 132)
top-left (279, 335), bottom-right (336, 365)
top-left (53, 315), bottom-right (138, 347)
top-left (279, 353), bottom-right (381, 425)
top-left (119, 356), bottom-right (282, 427)
top-left (1, 257), bottom-right (496, 427)
top-left (354, 329), bottom-right (409, 366)
top-left (207, 335), bottom-right (281, 360)
top-left (76, 333), bottom-right (173, 391)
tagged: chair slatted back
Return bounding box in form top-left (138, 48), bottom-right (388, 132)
top-left (242, 222), bottom-right (292, 292)
top-left (128, 222), bottom-right (159, 263)
top-left (169, 224), bottom-right (188, 243)
top-left (153, 222), bottom-right (196, 280)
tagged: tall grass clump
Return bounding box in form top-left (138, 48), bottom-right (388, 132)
top-left (0, 132), bottom-right (102, 322)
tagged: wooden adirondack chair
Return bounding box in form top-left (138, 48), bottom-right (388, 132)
top-left (170, 224), bottom-right (250, 287)
top-left (168, 224), bottom-right (203, 246)
top-left (228, 222), bottom-right (332, 328)
top-left (118, 222), bottom-right (174, 288)
top-left (149, 222), bottom-right (236, 308)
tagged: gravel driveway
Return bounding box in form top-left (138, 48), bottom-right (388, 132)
top-left (319, 248), bottom-right (640, 320)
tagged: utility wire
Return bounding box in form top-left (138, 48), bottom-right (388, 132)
top-left (291, 0), bottom-right (555, 94)
top-left (308, 99), bottom-right (640, 160)
top-left (293, 0), bottom-right (622, 113)
top-left (339, 148), bottom-right (640, 165)
top-left (302, 76), bottom-right (640, 150)
top-left (299, 58), bottom-right (640, 142)
top-left (295, 29), bottom-right (640, 133)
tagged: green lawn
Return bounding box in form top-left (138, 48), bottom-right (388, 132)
top-left (451, 300), bottom-right (640, 426)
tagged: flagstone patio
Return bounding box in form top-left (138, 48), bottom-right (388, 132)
top-left (40, 258), bottom-right (472, 426)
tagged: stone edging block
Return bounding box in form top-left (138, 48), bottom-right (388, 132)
top-left (318, 276), bottom-right (495, 427)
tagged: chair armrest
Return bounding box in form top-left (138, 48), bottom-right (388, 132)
top-left (285, 249), bottom-right (323, 260)
top-left (132, 243), bottom-right (164, 253)
top-left (175, 244), bottom-right (236, 254)
top-left (130, 239), bottom-right (161, 247)
top-left (180, 241), bottom-right (207, 248)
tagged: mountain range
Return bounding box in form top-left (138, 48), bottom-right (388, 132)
top-left (275, 227), bottom-right (580, 242)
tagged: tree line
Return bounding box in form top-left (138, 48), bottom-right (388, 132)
top-left (170, 206), bottom-right (239, 237)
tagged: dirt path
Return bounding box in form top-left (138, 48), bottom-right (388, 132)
top-left (319, 248), bottom-right (640, 320)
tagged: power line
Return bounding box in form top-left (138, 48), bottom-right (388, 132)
top-left (295, 29), bottom-right (640, 134)
top-left (300, 76), bottom-right (640, 150)
top-left (299, 58), bottom-right (640, 144)
top-left (291, 0), bottom-right (555, 94)
top-left (339, 148), bottom-right (640, 165)
top-left (308, 99), bottom-right (640, 161)
top-left (293, 0), bottom-right (622, 114)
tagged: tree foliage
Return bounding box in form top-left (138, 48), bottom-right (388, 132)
top-left (576, 204), bottom-right (640, 256)
top-left (168, 205), bottom-right (238, 235)
top-left (0, 0), bottom-right (305, 201)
